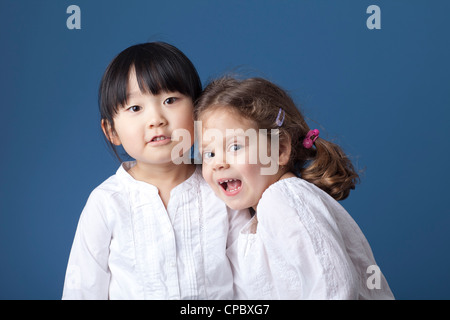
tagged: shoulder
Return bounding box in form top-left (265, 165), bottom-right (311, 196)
top-left (257, 177), bottom-right (349, 239)
top-left (258, 177), bottom-right (308, 210)
top-left (260, 177), bottom-right (344, 215)
top-left (87, 161), bottom-right (141, 205)
top-left (261, 176), bottom-right (323, 198)
top-left (256, 178), bottom-right (361, 298)
top-left (87, 173), bottom-right (128, 205)
top-left (79, 170), bottom-right (131, 229)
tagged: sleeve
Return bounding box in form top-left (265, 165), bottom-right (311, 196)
top-left (62, 189), bottom-right (112, 300)
top-left (226, 207), bottom-right (252, 249)
top-left (226, 208), bottom-right (253, 300)
top-left (255, 187), bottom-right (360, 300)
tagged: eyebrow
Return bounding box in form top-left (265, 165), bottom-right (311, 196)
top-left (200, 132), bottom-right (247, 148)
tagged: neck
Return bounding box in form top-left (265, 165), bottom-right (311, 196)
top-left (278, 171), bottom-right (296, 180)
top-left (251, 170), bottom-right (296, 212)
top-left (128, 161), bottom-right (196, 188)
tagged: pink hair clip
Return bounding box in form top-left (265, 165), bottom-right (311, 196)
top-left (303, 129), bottom-right (320, 149)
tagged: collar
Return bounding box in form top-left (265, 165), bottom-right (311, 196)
top-left (115, 161), bottom-right (202, 195)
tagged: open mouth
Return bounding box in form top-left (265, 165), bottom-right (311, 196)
top-left (218, 179), bottom-right (242, 194)
top-left (148, 135), bottom-right (171, 144)
top-left (151, 136), bottom-right (170, 142)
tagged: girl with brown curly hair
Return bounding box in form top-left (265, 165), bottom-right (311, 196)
top-left (196, 76), bottom-right (394, 299)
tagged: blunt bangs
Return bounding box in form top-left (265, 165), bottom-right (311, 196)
top-left (99, 42), bottom-right (202, 123)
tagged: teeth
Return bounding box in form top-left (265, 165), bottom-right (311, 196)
top-left (218, 179), bottom-right (241, 192)
top-left (153, 136), bottom-right (167, 141)
top-left (219, 179), bottom-right (237, 184)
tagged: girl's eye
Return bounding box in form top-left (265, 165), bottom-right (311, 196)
top-left (128, 105), bottom-right (142, 112)
top-left (203, 151), bottom-right (215, 159)
top-left (229, 144), bottom-right (242, 152)
top-left (164, 97), bottom-right (178, 105)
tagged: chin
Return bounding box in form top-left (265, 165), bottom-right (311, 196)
top-left (222, 200), bottom-right (248, 211)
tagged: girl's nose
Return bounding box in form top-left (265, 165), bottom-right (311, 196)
top-left (147, 111), bottom-right (167, 128)
top-left (212, 155), bottom-right (230, 171)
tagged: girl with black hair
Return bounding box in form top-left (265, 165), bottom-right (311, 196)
top-left (62, 43), bottom-right (248, 299)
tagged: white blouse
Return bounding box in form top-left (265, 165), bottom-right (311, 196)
top-left (227, 177), bottom-right (394, 300)
top-left (62, 162), bottom-right (249, 300)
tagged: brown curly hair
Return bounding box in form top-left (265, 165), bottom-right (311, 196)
top-left (194, 76), bottom-right (359, 201)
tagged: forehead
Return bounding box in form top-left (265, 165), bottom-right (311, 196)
top-left (126, 69), bottom-right (140, 96)
top-left (200, 106), bottom-right (256, 131)
top-left (199, 107), bottom-right (260, 149)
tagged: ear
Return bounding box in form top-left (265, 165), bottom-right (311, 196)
top-left (101, 119), bottom-right (121, 146)
top-left (278, 134), bottom-right (292, 166)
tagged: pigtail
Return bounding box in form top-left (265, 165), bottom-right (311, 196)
top-left (299, 138), bottom-right (360, 201)
top-left (195, 76), bottom-right (360, 201)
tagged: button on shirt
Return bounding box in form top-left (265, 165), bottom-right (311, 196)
top-left (63, 162), bottom-right (244, 299)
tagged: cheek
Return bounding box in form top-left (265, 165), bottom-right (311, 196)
top-left (236, 163), bottom-right (260, 184)
top-left (202, 165), bottom-right (215, 187)
top-left (240, 163), bottom-right (274, 196)
top-left (174, 117), bottom-right (195, 145)
top-left (114, 116), bottom-right (138, 133)
top-left (176, 113), bottom-right (193, 128)
top-left (175, 106), bottom-right (194, 130)
top-left (115, 125), bottom-right (140, 143)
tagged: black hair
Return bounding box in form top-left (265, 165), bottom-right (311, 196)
top-left (98, 42), bottom-right (202, 161)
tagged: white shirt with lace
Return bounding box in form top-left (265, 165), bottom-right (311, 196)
top-left (63, 162), bottom-right (248, 300)
top-left (227, 177), bottom-right (395, 300)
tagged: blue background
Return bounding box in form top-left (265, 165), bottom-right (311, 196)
top-left (1, 0), bottom-right (449, 299)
